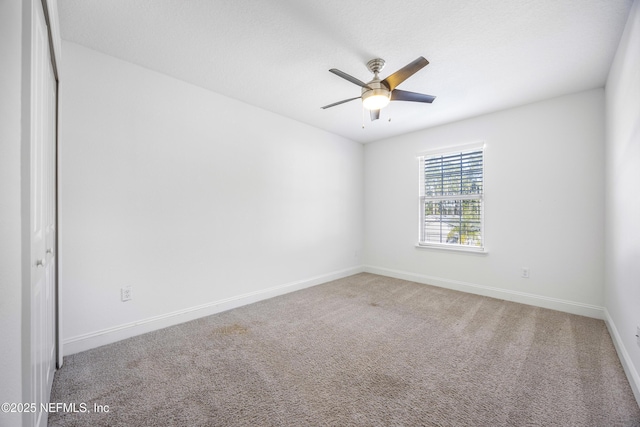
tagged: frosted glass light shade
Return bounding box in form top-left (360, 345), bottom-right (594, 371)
top-left (362, 89), bottom-right (391, 110)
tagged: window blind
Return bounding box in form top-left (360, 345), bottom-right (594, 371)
top-left (419, 146), bottom-right (484, 249)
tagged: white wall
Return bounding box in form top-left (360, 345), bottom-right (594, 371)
top-left (604, 0), bottom-right (640, 403)
top-left (0, 2), bottom-right (25, 426)
top-left (364, 89), bottom-right (605, 316)
top-left (59, 42), bottom-right (363, 353)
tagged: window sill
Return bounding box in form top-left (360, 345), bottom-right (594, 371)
top-left (415, 244), bottom-right (489, 255)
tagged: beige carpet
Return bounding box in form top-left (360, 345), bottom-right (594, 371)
top-left (50, 273), bottom-right (640, 426)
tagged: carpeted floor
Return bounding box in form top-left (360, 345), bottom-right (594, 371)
top-left (49, 273), bottom-right (640, 426)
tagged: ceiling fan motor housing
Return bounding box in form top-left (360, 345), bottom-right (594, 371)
top-left (362, 80), bottom-right (391, 110)
top-left (361, 58), bottom-right (391, 110)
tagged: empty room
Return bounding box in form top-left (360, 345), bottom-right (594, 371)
top-left (2, 0), bottom-right (640, 426)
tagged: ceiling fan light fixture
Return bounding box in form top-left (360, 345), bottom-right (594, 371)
top-left (362, 88), bottom-right (391, 110)
top-left (323, 56), bottom-right (435, 120)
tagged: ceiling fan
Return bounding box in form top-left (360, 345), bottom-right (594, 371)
top-left (321, 57), bottom-right (436, 121)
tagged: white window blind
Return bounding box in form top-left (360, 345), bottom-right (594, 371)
top-left (418, 145), bottom-right (484, 250)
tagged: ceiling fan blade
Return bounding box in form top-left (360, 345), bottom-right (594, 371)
top-left (321, 96), bottom-right (361, 109)
top-left (329, 69), bottom-right (372, 89)
top-left (370, 109), bottom-right (380, 121)
top-left (381, 57), bottom-right (429, 91)
top-left (391, 89), bottom-right (436, 103)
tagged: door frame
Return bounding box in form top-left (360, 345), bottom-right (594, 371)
top-left (39, 0), bottom-right (62, 370)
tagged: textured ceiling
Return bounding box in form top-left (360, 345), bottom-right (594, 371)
top-left (57, 0), bottom-right (633, 143)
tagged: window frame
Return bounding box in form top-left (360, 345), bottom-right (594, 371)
top-left (416, 142), bottom-right (486, 253)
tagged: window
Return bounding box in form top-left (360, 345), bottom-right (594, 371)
top-left (418, 143), bottom-right (484, 251)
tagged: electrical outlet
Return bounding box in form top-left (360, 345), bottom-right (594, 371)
top-left (121, 286), bottom-right (132, 302)
top-left (521, 268), bottom-right (530, 279)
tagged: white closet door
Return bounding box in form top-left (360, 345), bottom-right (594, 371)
top-left (30, 0), bottom-right (57, 425)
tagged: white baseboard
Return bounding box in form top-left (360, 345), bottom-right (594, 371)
top-left (603, 308), bottom-right (640, 407)
top-left (363, 265), bottom-right (605, 319)
top-left (63, 265), bottom-right (364, 356)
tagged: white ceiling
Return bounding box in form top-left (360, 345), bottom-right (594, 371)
top-left (57, 0), bottom-right (633, 144)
